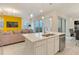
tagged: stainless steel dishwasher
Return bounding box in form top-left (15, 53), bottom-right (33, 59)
top-left (59, 34), bottom-right (65, 52)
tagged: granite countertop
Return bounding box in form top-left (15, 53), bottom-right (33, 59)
top-left (22, 32), bottom-right (65, 42)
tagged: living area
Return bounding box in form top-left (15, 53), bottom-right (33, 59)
top-left (0, 3), bottom-right (54, 55)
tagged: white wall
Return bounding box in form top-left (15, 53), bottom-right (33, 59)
top-left (51, 15), bottom-right (58, 32)
top-left (66, 18), bottom-right (72, 37)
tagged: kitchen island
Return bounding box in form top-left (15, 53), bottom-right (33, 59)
top-left (22, 32), bottom-right (65, 55)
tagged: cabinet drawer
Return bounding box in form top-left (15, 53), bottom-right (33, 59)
top-left (34, 40), bottom-right (47, 47)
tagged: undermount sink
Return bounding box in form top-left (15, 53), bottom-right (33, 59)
top-left (42, 34), bottom-right (55, 37)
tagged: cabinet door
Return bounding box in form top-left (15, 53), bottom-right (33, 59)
top-left (47, 38), bottom-right (55, 55)
top-left (34, 40), bottom-right (47, 55)
top-left (59, 36), bottom-right (65, 51)
top-left (35, 44), bottom-right (47, 55)
top-left (54, 36), bottom-right (59, 54)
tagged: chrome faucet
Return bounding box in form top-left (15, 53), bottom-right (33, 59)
top-left (43, 26), bottom-right (48, 34)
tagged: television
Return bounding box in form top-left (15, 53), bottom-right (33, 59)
top-left (74, 21), bottom-right (79, 25)
top-left (7, 22), bottom-right (18, 28)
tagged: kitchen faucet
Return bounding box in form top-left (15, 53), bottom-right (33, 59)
top-left (43, 26), bottom-right (48, 34)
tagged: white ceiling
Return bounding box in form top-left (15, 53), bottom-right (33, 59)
top-left (0, 3), bottom-right (79, 18)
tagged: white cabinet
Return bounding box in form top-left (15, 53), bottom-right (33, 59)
top-left (47, 36), bottom-right (59, 54)
top-left (54, 36), bottom-right (59, 54)
top-left (34, 40), bottom-right (47, 55)
top-left (35, 44), bottom-right (47, 55)
top-left (47, 38), bottom-right (55, 54)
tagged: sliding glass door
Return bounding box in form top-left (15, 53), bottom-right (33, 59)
top-left (58, 17), bottom-right (66, 33)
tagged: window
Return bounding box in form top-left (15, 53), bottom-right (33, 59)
top-left (58, 17), bottom-right (66, 33)
top-left (34, 20), bottom-right (43, 32)
top-left (22, 20), bottom-right (30, 29)
top-left (0, 20), bottom-right (4, 28)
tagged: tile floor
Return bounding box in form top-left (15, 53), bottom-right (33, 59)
top-left (0, 37), bottom-right (79, 55)
top-left (57, 37), bottom-right (79, 55)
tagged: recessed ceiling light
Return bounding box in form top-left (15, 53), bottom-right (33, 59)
top-left (1, 7), bottom-right (21, 14)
